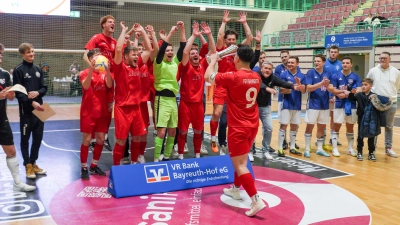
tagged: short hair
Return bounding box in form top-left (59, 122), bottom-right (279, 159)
top-left (0, 43), bottom-right (4, 52)
top-left (192, 43), bottom-right (199, 47)
top-left (137, 43), bottom-right (143, 47)
top-left (342, 56), bottom-right (353, 63)
top-left (280, 50), bottom-right (289, 56)
top-left (289, 56), bottom-right (299, 63)
top-left (190, 48), bottom-right (198, 52)
top-left (87, 50), bottom-right (95, 59)
top-left (363, 78), bottom-right (374, 85)
top-left (224, 29), bottom-right (238, 40)
top-left (381, 51), bottom-right (391, 57)
top-left (18, 43), bottom-right (33, 54)
top-left (262, 61), bottom-right (274, 69)
top-left (314, 54), bottom-right (326, 62)
top-left (92, 48), bottom-right (101, 54)
top-left (100, 15), bottom-right (115, 29)
top-left (329, 45), bottom-right (339, 52)
top-left (124, 46), bottom-right (138, 55)
top-left (236, 44), bottom-right (254, 63)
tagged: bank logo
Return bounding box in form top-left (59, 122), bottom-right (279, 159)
top-left (144, 164), bottom-right (170, 183)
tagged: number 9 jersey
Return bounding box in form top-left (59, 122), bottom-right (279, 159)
top-left (215, 70), bottom-right (261, 128)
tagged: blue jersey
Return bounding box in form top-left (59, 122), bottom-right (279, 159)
top-left (324, 58), bottom-right (342, 76)
top-left (330, 71), bottom-right (362, 109)
top-left (252, 65), bottom-right (261, 73)
top-left (280, 70), bottom-right (305, 111)
top-left (275, 64), bottom-right (301, 102)
top-left (305, 69), bottom-right (332, 110)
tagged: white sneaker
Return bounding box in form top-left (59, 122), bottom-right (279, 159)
top-left (158, 154), bottom-right (164, 161)
top-left (13, 182), bottom-right (36, 192)
top-left (347, 148), bottom-right (357, 157)
top-left (263, 152), bottom-right (273, 160)
top-left (137, 155), bottom-right (145, 164)
top-left (248, 152), bottom-right (254, 162)
top-left (386, 148), bottom-right (398, 158)
top-left (200, 145), bottom-right (208, 155)
top-left (178, 154), bottom-right (184, 160)
top-left (332, 148), bottom-right (340, 157)
top-left (223, 185), bottom-right (241, 200)
top-left (220, 145), bottom-right (227, 155)
top-left (245, 195), bottom-right (267, 217)
top-left (184, 143), bottom-right (189, 154)
top-left (172, 150), bottom-right (179, 159)
top-left (173, 144), bottom-right (178, 152)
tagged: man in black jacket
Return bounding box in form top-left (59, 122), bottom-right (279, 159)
top-left (13, 43), bottom-right (47, 179)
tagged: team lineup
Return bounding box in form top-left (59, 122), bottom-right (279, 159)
top-left (0, 9), bottom-right (399, 218)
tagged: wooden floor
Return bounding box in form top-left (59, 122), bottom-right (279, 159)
top-left (5, 101), bottom-right (400, 225)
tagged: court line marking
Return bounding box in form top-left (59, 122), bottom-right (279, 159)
top-left (0, 215), bottom-right (52, 224)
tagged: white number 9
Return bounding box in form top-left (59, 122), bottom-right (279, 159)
top-left (246, 87), bottom-right (257, 108)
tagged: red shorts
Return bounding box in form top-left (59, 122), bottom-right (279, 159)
top-left (228, 127), bottom-right (258, 157)
top-left (213, 85), bottom-right (227, 105)
top-left (178, 101), bottom-right (204, 131)
top-left (140, 101), bottom-right (150, 127)
top-left (114, 105), bottom-right (146, 139)
top-left (80, 115), bottom-right (111, 134)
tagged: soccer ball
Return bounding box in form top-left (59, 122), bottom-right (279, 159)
top-left (94, 55), bottom-right (109, 72)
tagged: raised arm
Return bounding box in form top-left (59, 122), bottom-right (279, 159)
top-left (201, 22), bottom-right (216, 54)
top-left (156, 26), bottom-right (178, 64)
top-left (114, 22), bottom-right (129, 65)
top-left (250, 30), bottom-right (261, 69)
top-left (182, 22), bottom-right (200, 66)
top-left (238, 11), bottom-right (253, 45)
top-left (217, 10), bottom-right (231, 49)
top-left (205, 53), bottom-right (219, 84)
top-left (148, 25), bottom-right (159, 62)
top-left (134, 23), bottom-right (152, 63)
top-left (177, 21), bottom-right (187, 62)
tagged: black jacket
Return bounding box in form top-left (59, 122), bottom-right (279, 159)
top-left (257, 72), bottom-right (294, 107)
top-left (13, 60), bottom-right (47, 116)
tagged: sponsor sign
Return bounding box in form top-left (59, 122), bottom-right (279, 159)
top-left (325, 32), bottom-right (373, 48)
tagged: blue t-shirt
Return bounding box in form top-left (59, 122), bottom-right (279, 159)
top-left (305, 69), bottom-right (332, 110)
top-left (324, 59), bottom-right (342, 77)
top-left (252, 65), bottom-right (261, 73)
top-left (280, 70), bottom-right (306, 111)
top-left (275, 64), bottom-right (301, 102)
top-left (330, 71), bottom-right (362, 109)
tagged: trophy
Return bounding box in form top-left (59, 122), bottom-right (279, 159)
top-left (206, 45), bottom-right (238, 63)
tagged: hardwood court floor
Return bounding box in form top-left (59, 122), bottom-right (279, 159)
top-left (4, 101), bottom-right (400, 225)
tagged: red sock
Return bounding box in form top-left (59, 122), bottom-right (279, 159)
top-left (178, 133), bottom-right (186, 154)
top-left (130, 141), bottom-right (140, 162)
top-left (80, 144), bottom-right (89, 164)
top-left (239, 173), bottom-right (257, 198)
top-left (193, 133), bottom-right (202, 154)
top-left (113, 143), bottom-right (124, 165)
top-left (91, 133), bottom-right (95, 139)
top-left (90, 144), bottom-right (103, 168)
top-left (140, 141), bottom-right (147, 155)
top-left (210, 120), bottom-right (219, 136)
top-left (234, 172), bottom-right (241, 187)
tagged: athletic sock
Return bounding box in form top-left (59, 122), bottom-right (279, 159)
top-left (322, 129), bottom-right (327, 145)
top-left (154, 137), bottom-right (164, 160)
top-left (210, 120), bottom-right (218, 137)
top-left (278, 129), bottom-right (285, 149)
top-left (290, 130), bottom-right (297, 149)
top-left (130, 141), bottom-right (140, 162)
top-left (80, 144), bottom-right (89, 166)
top-left (233, 172), bottom-right (241, 187)
top-left (164, 136), bottom-right (175, 158)
top-left (178, 133), bottom-right (186, 154)
top-left (193, 133), bottom-right (202, 154)
top-left (239, 173), bottom-right (257, 198)
top-left (6, 156), bottom-right (21, 185)
top-left (347, 133), bottom-right (354, 150)
top-left (317, 137), bottom-right (324, 150)
top-left (331, 132), bottom-right (338, 149)
top-left (90, 144), bottom-right (103, 168)
top-left (139, 141), bottom-right (147, 155)
top-left (305, 133), bottom-right (312, 151)
top-left (112, 143), bottom-right (125, 166)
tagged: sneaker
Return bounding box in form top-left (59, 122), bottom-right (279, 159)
top-left (184, 143), bottom-right (189, 154)
top-left (368, 153), bottom-right (376, 162)
top-left (211, 141), bottom-right (219, 153)
top-left (104, 138), bottom-right (112, 151)
top-left (289, 142), bottom-right (300, 150)
top-left (277, 148), bottom-right (285, 157)
top-left (121, 157), bottom-right (130, 165)
top-left (282, 140), bottom-right (288, 150)
top-left (158, 154), bottom-right (164, 161)
top-left (200, 145), bottom-right (208, 155)
top-left (90, 166), bottom-right (106, 176)
top-left (289, 149), bottom-right (302, 156)
top-left (220, 145), bottom-right (227, 155)
top-left (248, 152), bottom-right (254, 162)
top-left (153, 130), bottom-right (157, 137)
top-left (173, 144), bottom-right (178, 152)
top-left (25, 164), bottom-right (36, 179)
top-left (357, 152), bottom-right (363, 161)
top-left (332, 148), bottom-right (340, 157)
top-left (263, 152), bottom-right (273, 160)
top-left (13, 182), bottom-right (36, 192)
top-left (322, 144), bottom-right (332, 152)
top-left (33, 164), bottom-right (47, 175)
top-left (245, 195), bottom-right (267, 217)
top-left (347, 149), bottom-right (357, 157)
top-left (172, 150), bottom-right (179, 159)
top-left (316, 149), bottom-right (330, 157)
top-left (81, 167), bottom-right (90, 180)
top-left (137, 155), bottom-right (145, 164)
top-left (268, 147), bottom-right (276, 153)
top-left (304, 150), bottom-right (310, 158)
top-left (330, 138), bottom-right (342, 147)
top-left (386, 148), bottom-right (398, 158)
top-left (223, 185), bottom-right (241, 200)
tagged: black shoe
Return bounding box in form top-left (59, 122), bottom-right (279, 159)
top-left (81, 167), bottom-right (90, 180)
top-left (282, 140), bottom-right (288, 150)
top-left (368, 153), bottom-right (376, 162)
top-left (278, 148), bottom-right (285, 157)
top-left (290, 149), bottom-right (302, 156)
top-left (330, 139), bottom-right (342, 146)
top-left (288, 142), bottom-right (300, 150)
top-left (104, 138), bottom-right (112, 151)
top-left (162, 158), bottom-right (170, 161)
top-left (268, 147), bottom-right (276, 153)
top-left (357, 152), bottom-right (363, 161)
top-left (90, 166), bottom-right (106, 176)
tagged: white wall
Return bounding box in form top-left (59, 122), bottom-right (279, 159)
top-left (261, 11), bottom-right (303, 35)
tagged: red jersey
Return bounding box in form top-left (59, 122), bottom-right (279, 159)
top-left (215, 70), bottom-right (260, 128)
top-left (85, 33), bottom-right (117, 64)
top-left (178, 59), bottom-right (207, 103)
top-left (140, 59), bottom-right (154, 102)
top-left (112, 58), bottom-right (144, 106)
top-left (217, 45), bottom-right (236, 73)
top-left (79, 69), bottom-right (110, 118)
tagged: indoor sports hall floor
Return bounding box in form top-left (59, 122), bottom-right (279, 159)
top-left (2, 99), bottom-right (400, 225)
